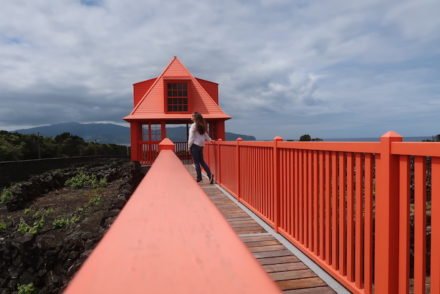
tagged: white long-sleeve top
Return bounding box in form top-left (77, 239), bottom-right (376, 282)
top-left (188, 123), bottom-right (211, 148)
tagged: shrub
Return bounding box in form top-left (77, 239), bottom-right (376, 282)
top-left (0, 187), bottom-right (13, 204)
top-left (87, 194), bottom-right (102, 207)
top-left (0, 221), bottom-right (7, 232)
top-left (52, 217), bottom-right (70, 229)
top-left (65, 172), bottom-right (91, 189)
top-left (96, 177), bottom-right (107, 188)
top-left (17, 216), bottom-right (45, 235)
top-left (65, 172), bottom-right (106, 189)
top-left (17, 283), bottom-right (36, 294)
top-left (52, 214), bottom-right (81, 229)
top-left (33, 208), bottom-right (54, 218)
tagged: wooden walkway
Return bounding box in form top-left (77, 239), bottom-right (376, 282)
top-left (185, 165), bottom-right (338, 293)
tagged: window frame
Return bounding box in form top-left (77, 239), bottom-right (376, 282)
top-left (164, 80), bottom-right (190, 114)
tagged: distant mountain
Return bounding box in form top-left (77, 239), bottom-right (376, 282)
top-left (16, 122), bottom-right (129, 144)
top-left (15, 122), bottom-right (255, 144)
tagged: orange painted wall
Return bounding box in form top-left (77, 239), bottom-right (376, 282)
top-left (133, 78), bottom-right (157, 106)
top-left (196, 78), bottom-right (218, 104)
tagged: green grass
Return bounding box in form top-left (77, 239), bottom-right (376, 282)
top-left (65, 172), bottom-right (107, 189)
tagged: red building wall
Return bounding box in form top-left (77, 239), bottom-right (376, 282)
top-left (196, 78), bottom-right (218, 104)
top-left (133, 78), bottom-right (157, 106)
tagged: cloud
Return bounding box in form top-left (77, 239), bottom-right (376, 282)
top-left (0, 0), bottom-right (439, 139)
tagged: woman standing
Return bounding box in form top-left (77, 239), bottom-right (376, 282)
top-left (188, 112), bottom-right (214, 184)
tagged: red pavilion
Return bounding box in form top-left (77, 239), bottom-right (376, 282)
top-left (124, 56), bottom-right (231, 163)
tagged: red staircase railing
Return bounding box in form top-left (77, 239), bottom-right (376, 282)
top-left (65, 138), bottom-right (278, 294)
top-left (205, 131), bottom-right (440, 294)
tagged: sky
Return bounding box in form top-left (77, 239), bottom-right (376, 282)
top-left (0, 0), bottom-right (439, 140)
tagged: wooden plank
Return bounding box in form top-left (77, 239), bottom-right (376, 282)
top-left (227, 219), bottom-right (258, 223)
top-left (244, 240), bottom-right (281, 248)
top-left (233, 228), bottom-right (266, 234)
top-left (263, 262), bottom-right (309, 273)
top-left (258, 255), bottom-right (300, 265)
top-left (226, 217), bottom-right (255, 221)
top-left (253, 250), bottom-right (294, 259)
top-left (284, 286), bottom-right (336, 294)
top-left (231, 224), bottom-right (262, 229)
top-left (228, 219), bottom-right (259, 224)
top-left (269, 269), bottom-right (316, 281)
top-left (277, 277), bottom-right (327, 290)
top-left (232, 225), bottom-right (265, 229)
top-left (239, 235), bottom-right (273, 242)
top-left (249, 245), bottom-right (286, 253)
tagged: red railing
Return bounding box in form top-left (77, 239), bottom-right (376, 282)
top-left (174, 141), bottom-right (192, 163)
top-left (140, 141), bottom-right (191, 164)
top-left (139, 141), bottom-right (159, 164)
top-left (205, 132), bottom-right (440, 294)
top-left (66, 138), bottom-right (279, 293)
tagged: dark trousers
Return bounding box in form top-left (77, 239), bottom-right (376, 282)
top-left (190, 144), bottom-right (212, 181)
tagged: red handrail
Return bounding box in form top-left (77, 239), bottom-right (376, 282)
top-left (65, 138), bottom-right (279, 294)
top-left (140, 141), bottom-right (191, 165)
top-left (205, 132), bottom-right (440, 294)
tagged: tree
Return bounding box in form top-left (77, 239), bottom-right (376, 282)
top-left (299, 134), bottom-right (311, 141)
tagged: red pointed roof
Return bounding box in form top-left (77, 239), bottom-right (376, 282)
top-left (124, 57), bottom-right (231, 121)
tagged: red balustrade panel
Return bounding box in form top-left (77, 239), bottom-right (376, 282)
top-left (139, 141), bottom-right (159, 165)
top-left (275, 143), bottom-right (378, 294)
top-left (239, 144), bottom-right (275, 226)
top-left (210, 137), bottom-right (439, 294)
top-left (218, 144), bottom-right (237, 196)
top-left (391, 144), bottom-right (439, 294)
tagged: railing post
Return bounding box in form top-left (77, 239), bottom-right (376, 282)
top-left (236, 138), bottom-right (242, 200)
top-left (159, 138), bottom-right (175, 151)
top-left (273, 136), bottom-right (283, 232)
top-left (375, 131), bottom-right (402, 294)
top-left (217, 139), bottom-right (222, 183)
top-left (206, 142), bottom-right (210, 166)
